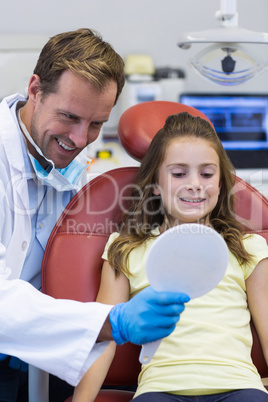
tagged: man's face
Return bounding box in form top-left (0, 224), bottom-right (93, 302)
top-left (27, 70), bottom-right (117, 169)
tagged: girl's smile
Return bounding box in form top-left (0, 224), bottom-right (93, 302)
top-left (179, 197), bottom-right (206, 204)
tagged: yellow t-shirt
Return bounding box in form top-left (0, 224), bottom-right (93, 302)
top-left (102, 230), bottom-right (268, 397)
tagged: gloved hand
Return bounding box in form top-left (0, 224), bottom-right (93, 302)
top-left (109, 286), bottom-right (190, 345)
top-left (0, 354), bottom-right (28, 372)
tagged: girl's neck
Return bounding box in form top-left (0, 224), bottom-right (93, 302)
top-left (160, 215), bottom-right (211, 233)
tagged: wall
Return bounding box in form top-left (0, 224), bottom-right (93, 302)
top-left (0, 0), bottom-right (268, 93)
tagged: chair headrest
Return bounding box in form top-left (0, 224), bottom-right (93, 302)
top-left (118, 100), bottom-right (213, 161)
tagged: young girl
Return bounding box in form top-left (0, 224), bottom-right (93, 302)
top-left (73, 112), bottom-right (268, 401)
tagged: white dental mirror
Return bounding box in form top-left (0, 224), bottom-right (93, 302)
top-left (139, 223), bottom-right (229, 364)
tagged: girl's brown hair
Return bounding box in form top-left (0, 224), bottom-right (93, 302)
top-left (108, 112), bottom-right (252, 276)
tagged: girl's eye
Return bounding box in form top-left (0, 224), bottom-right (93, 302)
top-left (202, 172), bottom-right (214, 178)
top-left (172, 172), bottom-right (185, 177)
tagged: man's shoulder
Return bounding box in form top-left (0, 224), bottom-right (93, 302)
top-left (0, 95), bottom-right (26, 174)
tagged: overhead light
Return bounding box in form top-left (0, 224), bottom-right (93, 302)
top-left (190, 43), bottom-right (265, 86)
top-left (177, 0), bottom-right (268, 85)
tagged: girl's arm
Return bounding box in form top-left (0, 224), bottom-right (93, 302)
top-left (246, 257), bottom-right (268, 366)
top-left (72, 260), bottom-right (130, 402)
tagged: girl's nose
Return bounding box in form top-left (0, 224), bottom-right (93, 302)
top-left (185, 175), bottom-right (202, 191)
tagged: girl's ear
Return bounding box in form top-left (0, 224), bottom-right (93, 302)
top-left (152, 185), bottom-right (161, 196)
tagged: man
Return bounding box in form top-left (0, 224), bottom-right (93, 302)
top-left (0, 28), bottom-right (189, 401)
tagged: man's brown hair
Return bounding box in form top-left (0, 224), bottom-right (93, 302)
top-left (33, 28), bottom-right (125, 104)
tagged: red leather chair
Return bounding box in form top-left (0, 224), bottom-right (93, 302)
top-left (41, 101), bottom-right (268, 402)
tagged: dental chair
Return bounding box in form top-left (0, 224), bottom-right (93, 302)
top-left (37, 101), bottom-right (268, 402)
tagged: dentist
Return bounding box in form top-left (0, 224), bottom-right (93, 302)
top-left (0, 28), bottom-right (188, 401)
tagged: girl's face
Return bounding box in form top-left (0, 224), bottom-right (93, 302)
top-left (153, 137), bottom-right (221, 225)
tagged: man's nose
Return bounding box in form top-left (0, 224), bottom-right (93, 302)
top-left (69, 125), bottom-right (88, 149)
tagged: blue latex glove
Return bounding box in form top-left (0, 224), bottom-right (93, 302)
top-left (109, 286), bottom-right (190, 345)
top-left (0, 354), bottom-right (28, 372)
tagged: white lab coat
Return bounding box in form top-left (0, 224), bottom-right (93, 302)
top-left (0, 94), bottom-right (111, 386)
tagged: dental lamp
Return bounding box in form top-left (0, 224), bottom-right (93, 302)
top-left (177, 0), bottom-right (268, 85)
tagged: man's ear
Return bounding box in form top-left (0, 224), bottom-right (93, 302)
top-left (152, 185), bottom-right (161, 196)
top-left (27, 74), bottom-right (42, 103)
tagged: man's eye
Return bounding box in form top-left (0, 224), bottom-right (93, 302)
top-left (62, 113), bottom-right (77, 121)
top-left (91, 122), bottom-right (103, 128)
